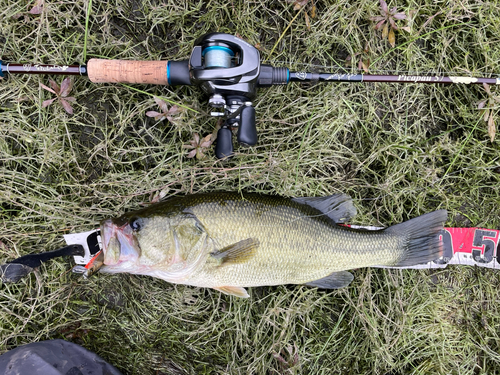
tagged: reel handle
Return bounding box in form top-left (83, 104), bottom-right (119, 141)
top-left (237, 105), bottom-right (257, 146)
top-left (215, 127), bottom-right (234, 159)
top-left (86, 59), bottom-right (191, 85)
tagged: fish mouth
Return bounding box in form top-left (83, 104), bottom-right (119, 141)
top-left (100, 219), bottom-right (140, 266)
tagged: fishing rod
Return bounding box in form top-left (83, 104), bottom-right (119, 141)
top-left (1, 33), bottom-right (498, 159)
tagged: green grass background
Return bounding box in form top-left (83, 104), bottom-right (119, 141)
top-left (1, 0), bottom-right (500, 373)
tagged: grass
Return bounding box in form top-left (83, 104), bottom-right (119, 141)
top-left (1, 0), bottom-right (500, 373)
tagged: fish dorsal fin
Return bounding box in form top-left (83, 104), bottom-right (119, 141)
top-left (305, 271), bottom-right (354, 289)
top-left (292, 194), bottom-right (356, 223)
top-left (210, 238), bottom-right (259, 265)
top-left (213, 286), bottom-right (250, 298)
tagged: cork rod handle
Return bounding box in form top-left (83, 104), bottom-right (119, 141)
top-left (87, 59), bottom-right (170, 85)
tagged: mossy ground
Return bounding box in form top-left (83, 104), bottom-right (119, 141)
top-left (1, 0), bottom-right (500, 374)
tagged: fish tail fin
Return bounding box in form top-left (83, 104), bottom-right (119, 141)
top-left (386, 209), bottom-right (447, 267)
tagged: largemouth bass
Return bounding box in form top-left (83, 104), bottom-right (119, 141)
top-left (100, 192), bottom-right (447, 297)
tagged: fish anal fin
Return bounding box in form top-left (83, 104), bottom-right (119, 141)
top-left (213, 286), bottom-right (250, 298)
top-left (292, 194), bottom-right (357, 223)
top-left (210, 238), bottom-right (259, 265)
top-left (305, 271), bottom-right (354, 289)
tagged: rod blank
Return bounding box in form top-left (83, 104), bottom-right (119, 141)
top-left (0, 60), bottom-right (86, 76)
top-left (289, 71), bottom-right (500, 85)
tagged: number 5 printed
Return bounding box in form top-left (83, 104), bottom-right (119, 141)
top-left (472, 229), bottom-right (498, 264)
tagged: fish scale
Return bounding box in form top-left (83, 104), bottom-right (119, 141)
top-left (190, 204), bottom-right (396, 286)
top-left (100, 192), bottom-right (447, 297)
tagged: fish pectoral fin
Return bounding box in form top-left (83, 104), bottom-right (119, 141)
top-left (305, 271), bottom-right (354, 289)
top-left (292, 194), bottom-right (357, 223)
top-left (213, 286), bottom-right (250, 298)
top-left (210, 238), bottom-right (259, 265)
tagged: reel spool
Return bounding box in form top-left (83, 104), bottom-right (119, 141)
top-left (202, 46), bottom-right (234, 69)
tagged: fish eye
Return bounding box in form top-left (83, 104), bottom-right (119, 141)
top-left (129, 217), bottom-right (143, 231)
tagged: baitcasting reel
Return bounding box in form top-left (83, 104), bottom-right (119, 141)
top-left (186, 33), bottom-right (288, 158)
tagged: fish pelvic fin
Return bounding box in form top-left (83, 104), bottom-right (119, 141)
top-left (304, 271), bottom-right (354, 289)
top-left (213, 286), bottom-right (250, 298)
top-left (210, 238), bottom-right (259, 265)
top-left (387, 209), bottom-right (448, 267)
top-left (292, 194), bottom-right (356, 223)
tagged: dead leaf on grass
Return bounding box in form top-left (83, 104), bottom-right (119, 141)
top-left (370, 0), bottom-right (410, 47)
top-left (183, 133), bottom-right (214, 159)
top-left (478, 83), bottom-right (500, 142)
top-left (40, 77), bottom-right (76, 115)
top-left (287, 0), bottom-right (316, 30)
top-left (146, 97), bottom-right (182, 123)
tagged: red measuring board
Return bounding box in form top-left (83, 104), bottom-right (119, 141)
top-left (348, 226), bottom-right (500, 270)
top-left (432, 227), bottom-right (500, 269)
